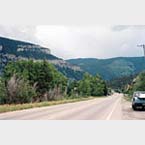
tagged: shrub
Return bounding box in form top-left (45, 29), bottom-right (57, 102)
top-left (3, 60), bottom-right (67, 103)
top-left (7, 75), bottom-right (36, 104)
top-left (0, 77), bottom-right (7, 104)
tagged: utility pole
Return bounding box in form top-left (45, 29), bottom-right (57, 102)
top-left (137, 44), bottom-right (145, 58)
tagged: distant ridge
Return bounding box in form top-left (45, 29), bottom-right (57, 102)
top-left (67, 57), bottom-right (145, 80)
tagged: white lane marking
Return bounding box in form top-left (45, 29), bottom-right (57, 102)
top-left (106, 97), bottom-right (120, 120)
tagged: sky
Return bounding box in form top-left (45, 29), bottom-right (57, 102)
top-left (0, 25), bottom-right (145, 59)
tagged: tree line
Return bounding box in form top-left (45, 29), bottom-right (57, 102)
top-left (107, 74), bottom-right (137, 93)
top-left (124, 72), bottom-right (145, 95)
top-left (0, 60), bottom-right (108, 104)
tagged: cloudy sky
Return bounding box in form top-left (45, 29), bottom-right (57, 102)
top-left (0, 25), bottom-right (145, 59)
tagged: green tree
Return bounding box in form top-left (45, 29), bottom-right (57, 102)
top-left (3, 60), bottom-right (67, 102)
top-left (67, 80), bottom-right (80, 97)
top-left (77, 73), bottom-right (108, 97)
top-left (0, 77), bottom-right (7, 104)
top-left (133, 72), bottom-right (145, 91)
top-left (78, 73), bottom-right (92, 96)
top-left (91, 74), bottom-right (107, 96)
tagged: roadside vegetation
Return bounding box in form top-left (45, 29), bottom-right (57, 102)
top-left (0, 97), bottom-right (94, 113)
top-left (122, 72), bottom-right (145, 101)
top-left (106, 72), bottom-right (145, 101)
top-left (107, 74), bottom-right (136, 93)
top-left (0, 60), bottom-right (108, 111)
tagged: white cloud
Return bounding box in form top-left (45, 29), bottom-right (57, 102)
top-left (0, 25), bottom-right (145, 59)
top-left (0, 25), bottom-right (40, 44)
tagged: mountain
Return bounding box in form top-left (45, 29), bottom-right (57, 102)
top-left (67, 57), bottom-right (145, 80)
top-left (0, 36), bottom-right (83, 80)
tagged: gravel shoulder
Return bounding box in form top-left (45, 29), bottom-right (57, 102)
top-left (122, 97), bottom-right (145, 120)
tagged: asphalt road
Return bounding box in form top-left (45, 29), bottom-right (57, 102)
top-left (0, 93), bottom-right (123, 120)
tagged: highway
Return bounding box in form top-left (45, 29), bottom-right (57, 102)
top-left (0, 93), bottom-right (123, 120)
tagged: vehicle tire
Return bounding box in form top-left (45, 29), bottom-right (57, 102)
top-left (132, 105), bottom-right (137, 111)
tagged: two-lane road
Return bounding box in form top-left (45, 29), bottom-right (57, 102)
top-left (0, 93), bottom-right (123, 120)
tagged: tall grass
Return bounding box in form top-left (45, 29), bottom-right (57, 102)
top-left (0, 97), bottom-right (95, 113)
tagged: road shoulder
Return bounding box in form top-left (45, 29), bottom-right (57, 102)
top-left (122, 96), bottom-right (145, 120)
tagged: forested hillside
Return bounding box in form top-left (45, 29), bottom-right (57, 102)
top-left (0, 36), bottom-right (83, 80)
top-left (67, 57), bottom-right (145, 80)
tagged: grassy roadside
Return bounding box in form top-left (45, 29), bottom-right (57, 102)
top-left (123, 94), bottom-right (132, 102)
top-left (0, 97), bottom-right (96, 113)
